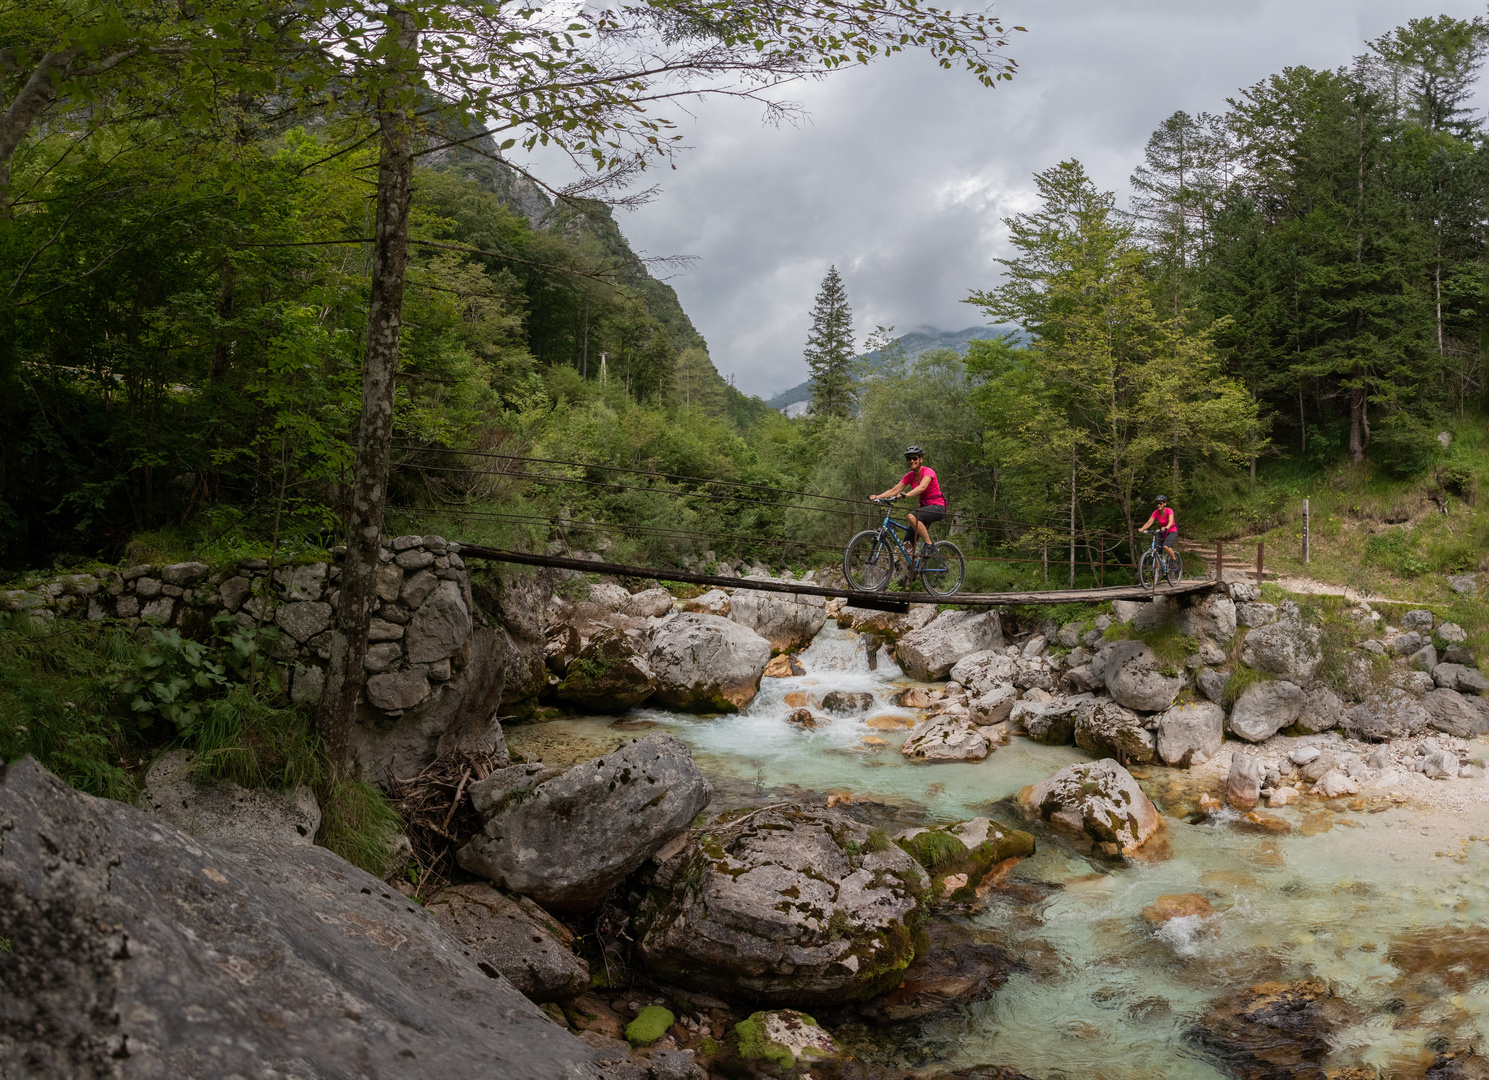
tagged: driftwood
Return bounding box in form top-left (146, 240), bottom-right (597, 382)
top-left (387, 747), bottom-right (505, 892)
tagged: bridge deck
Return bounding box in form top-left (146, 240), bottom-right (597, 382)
top-left (457, 545), bottom-right (1218, 610)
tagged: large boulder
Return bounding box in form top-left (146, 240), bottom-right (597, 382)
top-left (142, 749), bottom-right (320, 846)
top-left (729, 589), bottom-right (828, 652)
top-left (1239, 602), bottom-right (1322, 684)
top-left (949, 650), bottom-right (1017, 696)
top-left (458, 733), bottom-right (712, 912)
top-left (425, 883), bottom-right (589, 1002)
top-left (635, 804), bottom-right (929, 1005)
top-left (1177, 593), bottom-right (1237, 642)
top-left (644, 612), bottom-right (772, 712)
top-left (0, 758), bottom-right (596, 1078)
top-left (1154, 701), bottom-right (1224, 767)
top-left (1022, 702), bottom-right (1079, 745)
top-left (1341, 689), bottom-right (1432, 742)
top-left (1423, 688), bottom-right (1489, 738)
top-left (1073, 700), bottom-right (1157, 764)
top-left (1433, 663), bottom-right (1489, 694)
top-left (1295, 685), bottom-right (1342, 734)
top-left (1102, 639), bottom-right (1184, 712)
top-left (555, 628), bottom-right (657, 712)
top-left (967, 683), bottom-right (1018, 725)
top-left (1227, 679), bottom-right (1305, 742)
top-left (896, 611), bottom-right (1005, 681)
top-left (1018, 759), bottom-right (1163, 856)
top-left (901, 717), bottom-right (993, 762)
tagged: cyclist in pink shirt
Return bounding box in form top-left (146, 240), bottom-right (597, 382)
top-left (1138, 495), bottom-right (1178, 563)
top-left (870, 445), bottom-right (947, 554)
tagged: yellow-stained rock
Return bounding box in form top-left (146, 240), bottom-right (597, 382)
top-left (1141, 893), bottom-right (1213, 924)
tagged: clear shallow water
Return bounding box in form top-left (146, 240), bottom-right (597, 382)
top-left (509, 626), bottom-right (1489, 1079)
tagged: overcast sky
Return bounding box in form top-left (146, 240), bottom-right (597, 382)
top-left (528, 1), bottom-right (1489, 399)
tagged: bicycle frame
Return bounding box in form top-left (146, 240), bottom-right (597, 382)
top-left (870, 504), bottom-right (923, 568)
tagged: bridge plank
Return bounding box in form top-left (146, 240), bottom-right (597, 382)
top-left (456, 546), bottom-right (1218, 607)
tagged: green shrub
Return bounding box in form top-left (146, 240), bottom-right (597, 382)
top-left (1364, 530), bottom-right (1431, 577)
top-left (1371, 416), bottom-right (1441, 477)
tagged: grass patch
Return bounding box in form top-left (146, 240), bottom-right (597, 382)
top-left (318, 776), bottom-right (406, 877)
top-left (896, 829), bottom-right (967, 874)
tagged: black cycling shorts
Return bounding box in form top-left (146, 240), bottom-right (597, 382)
top-left (908, 503), bottom-right (947, 528)
top-left (1160, 529), bottom-right (1178, 545)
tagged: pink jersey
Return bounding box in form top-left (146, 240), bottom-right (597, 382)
top-left (1154, 507), bottom-right (1176, 532)
top-left (902, 467), bottom-right (946, 507)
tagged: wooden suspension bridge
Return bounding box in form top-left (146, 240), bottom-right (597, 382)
top-left (457, 545), bottom-right (1221, 613)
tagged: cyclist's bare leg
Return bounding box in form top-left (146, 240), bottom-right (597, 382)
top-left (907, 512), bottom-right (931, 552)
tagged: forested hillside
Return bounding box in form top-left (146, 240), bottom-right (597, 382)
top-left (4, 13), bottom-right (1489, 601)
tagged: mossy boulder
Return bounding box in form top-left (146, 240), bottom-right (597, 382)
top-left (556, 628), bottom-right (657, 712)
top-left (634, 804), bottom-right (929, 1006)
top-left (1018, 758), bottom-right (1162, 858)
top-left (733, 1010), bottom-right (839, 1069)
top-left (895, 817), bottom-right (1035, 905)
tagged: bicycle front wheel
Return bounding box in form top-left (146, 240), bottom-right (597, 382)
top-left (1138, 550), bottom-right (1157, 593)
top-left (920, 541), bottom-right (965, 598)
top-left (844, 530), bottom-right (896, 592)
top-left (1165, 549), bottom-right (1184, 586)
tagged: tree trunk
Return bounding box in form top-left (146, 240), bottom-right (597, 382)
top-left (1068, 452), bottom-right (1076, 588)
top-left (0, 48), bottom-right (80, 210)
top-left (319, 8), bottom-right (419, 770)
top-left (1349, 385), bottom-right (1367, 464)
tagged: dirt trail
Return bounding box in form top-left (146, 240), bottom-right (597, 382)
top-left (1272, 575), bottom-right (1410, 607)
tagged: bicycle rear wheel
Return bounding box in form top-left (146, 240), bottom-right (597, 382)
top-left (920, 541), bottom-right (965, 598)
top-left (1138, 550), bottom-right (1157, 593)
top-left (1165, 549), bottom-right (1184, 586)
top-left (844, 530), bottom-right (896, 591)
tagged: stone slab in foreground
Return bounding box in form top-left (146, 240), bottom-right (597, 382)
top-left (0, 757), bottom-right (596, 1079)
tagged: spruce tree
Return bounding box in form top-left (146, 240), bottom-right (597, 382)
top-left (804, 266), bottom-right (859, 418)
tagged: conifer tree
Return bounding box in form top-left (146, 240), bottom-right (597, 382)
top-left (804, 266), bottom-right (859, 419)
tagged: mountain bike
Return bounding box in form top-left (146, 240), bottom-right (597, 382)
top-left (1138, 530), bottom-right (1183, 592)
top-left (843, 496), bottom-right (964, 598)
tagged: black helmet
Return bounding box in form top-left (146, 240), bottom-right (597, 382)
top-left (1155, 494), bottom-right (1168, 503)
top-left (904, 445), bottom-right (923, 459)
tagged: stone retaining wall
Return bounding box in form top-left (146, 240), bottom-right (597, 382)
top-left (3, 535), bottom-right (475, 717)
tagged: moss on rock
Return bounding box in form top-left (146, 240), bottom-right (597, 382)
top-left (625, 1005), bottom-right (675, 1047)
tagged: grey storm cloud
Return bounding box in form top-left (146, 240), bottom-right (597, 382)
top-left (523, 0), bottom-right (1489, 398)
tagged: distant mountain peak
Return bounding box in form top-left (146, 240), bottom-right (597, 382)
top-left (764, 324), bottom-right (1013, 412)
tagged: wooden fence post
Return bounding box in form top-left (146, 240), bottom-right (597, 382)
top-left (1256, 541), bottom-right (1264, 586)
top-left (1215, 540), bottom-right (1223, 582)
top-left (1302, 499), bottom-right (1310, 565)
top-left (1098, 541), bottom-right (1105, 587)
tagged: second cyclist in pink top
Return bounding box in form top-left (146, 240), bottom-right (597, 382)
top-left (870, 445), bottom-right (947, 554)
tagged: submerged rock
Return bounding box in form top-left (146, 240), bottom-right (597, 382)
top-left (1189, 980), bottom-right (1353, 1080)
top-left (635, 804), bottom-right (929, 1006)
top-left (0, 757), bottom-right (596, 1077)
top-left (1019, 759), bottom-right (1162, 856)
top-left (458, 733), bottom-right (712, 912)
top-left (644, 612), bottom-right (771, 712)
top-left (425, 883), bottom-right (589, 1002)
top-left (856, 919), bottom-right (1022, 1023)
top-left (1142, 893), bottom-right (1213, 924)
